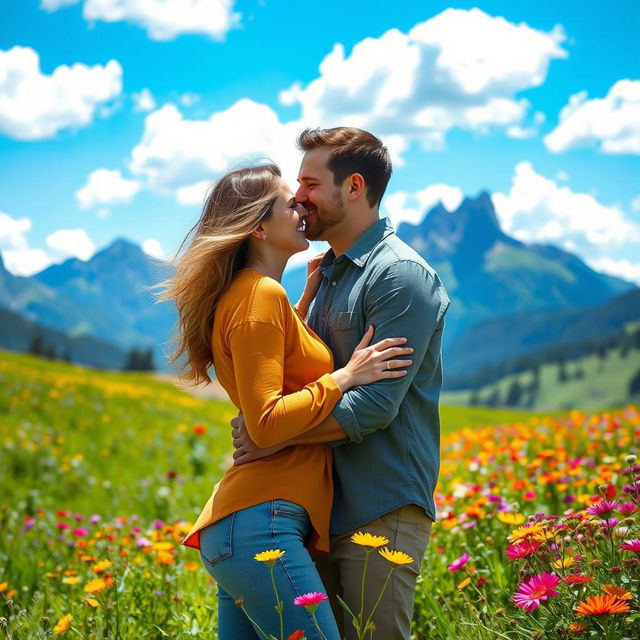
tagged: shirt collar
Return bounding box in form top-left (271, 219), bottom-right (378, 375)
top-left (319, 218), bottom-right (395, 274)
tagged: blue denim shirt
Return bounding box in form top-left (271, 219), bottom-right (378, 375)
top-left (307, 218), bottom-right (450, 534)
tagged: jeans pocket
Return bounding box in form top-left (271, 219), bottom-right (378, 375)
top-left (272, 499), bottom-right (308, 520)
top-left (199, 512), bottom-right (235, 567)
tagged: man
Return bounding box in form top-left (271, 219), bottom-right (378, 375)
top-left (232, 127), bottom-right (450, 639)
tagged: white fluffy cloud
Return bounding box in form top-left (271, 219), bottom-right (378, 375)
top-left (43, 0), bottom-right (241, 41)
top-left (280, 8), bottom-right (566, 148)
top-left (0, 212), bottom-right (52, 276)
top-left (129, 101), bottom-right (304, 199)
top-left (588, 257), bottom-right (640, 284)
top-left (493, 162), bottom-right (640, 281)
top-left (40, 0), bottom-right (78, 10)
top-left (0, 46), bottom-right (122, 140)
top-left (142, 238), bottom-right (164, 259)
top-left (383, 185), bottom-right (464, 227)
top-left (46, 229), bottom-right (95, 261)
top-left (545, 80), bottom-right (640, 154)
top-left (132, 88), bottom-right (156, 113)
top-left (76, 169), bottom-right (141, 211)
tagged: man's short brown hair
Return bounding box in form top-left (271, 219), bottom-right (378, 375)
top-left (297, 127), bottom-right (392, 207)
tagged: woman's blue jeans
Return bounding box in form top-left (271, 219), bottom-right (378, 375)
top-left (199, 499), bottom-right (340, 640)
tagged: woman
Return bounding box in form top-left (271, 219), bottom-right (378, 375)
top-left (160, 163), bottom-right (412, 639)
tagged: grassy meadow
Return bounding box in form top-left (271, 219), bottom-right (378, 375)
top-left (1, 350), bottom-right (639, 639)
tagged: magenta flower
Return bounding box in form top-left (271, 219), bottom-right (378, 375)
top-left (23, 518), bottom-right (36, 531)
top-left (294, 592), bottom-right (328, 611)
top-left (587, 500), bottom-right (618, 517)
top-left (72, 513), bottom-right (84, 522)
top-left (447, 552), bottom-right (469, 572)
top-left (620, 539), bottom-right (640, 552)
top-left (72, 527), bottom-right (89, 537)
top-left (506, 540), bottom-right (540, 560)
top-left (617, 501), bottom-right (637, 514)
top-left (56, 522), bottom-right (70, 531)
top-left (512, 573), bottom-right (559, 612)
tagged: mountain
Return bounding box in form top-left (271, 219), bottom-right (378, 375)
top-left (282, 192), bottom-right (635, 345)
top-left (0, 240), bottom-right (177, 369)
top-left (445, 286), bottom-right (640, 388)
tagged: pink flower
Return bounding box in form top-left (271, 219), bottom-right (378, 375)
top-left (620, 539), bottom-right (640, 552)
top-left (56, 522), bottom-right (70, 531)
top-left (587, 500), bottom-right (618, 517)
top-left (617, 501), bottom-right (637, 515)
top-left (447, 552), bottom-right (469, 572)
top-left (506, 540), bottom-right (540, 560)
top-left (512, 573), bottom-right (560, 612)
top-left (72, 527), bottom-right (89, 537)
top-left (89, 514), bottom-right (101, 524)
top-left (293, 592), bottom-right (328, 611)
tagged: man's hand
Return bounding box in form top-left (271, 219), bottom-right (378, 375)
top-left (231, 414), bottom-right (287, 465)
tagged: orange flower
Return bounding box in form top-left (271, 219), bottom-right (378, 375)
top-left (602, 584), bottom-right (633, 600)
top-left (576, 594), bottom-right (630, 616)
top-left (568, 621), bottom-right (587, 633)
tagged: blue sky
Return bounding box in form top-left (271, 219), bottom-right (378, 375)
top-left (1, 0), bottom-right (639, 281)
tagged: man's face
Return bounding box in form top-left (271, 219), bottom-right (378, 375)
top-left (295, 147), bottom-right (347, 241)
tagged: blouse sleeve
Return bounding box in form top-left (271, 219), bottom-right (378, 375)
top-left (228, 319), bottom-right (343, 448)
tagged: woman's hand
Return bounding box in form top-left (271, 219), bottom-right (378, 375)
top-left (294, 251), bottom-right (326, 318)
top-left (331, 325), bottom-right (413, 391)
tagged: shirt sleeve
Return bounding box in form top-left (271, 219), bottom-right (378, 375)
top-left (331, 260), bottom-right (449, 444)
top-left (228, 319), bottom-right (343, 448)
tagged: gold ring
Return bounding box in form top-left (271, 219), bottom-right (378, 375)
top-left (386, 361), bottom-right (390, 371)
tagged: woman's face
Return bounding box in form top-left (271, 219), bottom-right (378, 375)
top-left (260, 177), bottom-right (310, 255)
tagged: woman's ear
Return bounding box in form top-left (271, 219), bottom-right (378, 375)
top-left (250, 225), bottom-right (267, 241)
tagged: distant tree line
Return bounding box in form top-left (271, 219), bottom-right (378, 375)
top-left (28, 331), bottom-right (155, 372)
top-left (456, 325), bottom-right (640, 392)
top-left (466, 324), bottom-right (640, 409)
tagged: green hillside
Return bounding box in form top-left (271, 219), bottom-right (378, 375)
top-left (442, 343), bottom-right (640, 412)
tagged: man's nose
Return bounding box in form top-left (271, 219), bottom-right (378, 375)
top-left (294, 186), bottom-right (306, 203)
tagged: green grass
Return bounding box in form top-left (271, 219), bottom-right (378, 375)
top-left (1, 350), bottom-right (638, 639)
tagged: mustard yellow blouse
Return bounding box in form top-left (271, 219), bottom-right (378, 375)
top-left (182, 267), bottom-right (343, 554)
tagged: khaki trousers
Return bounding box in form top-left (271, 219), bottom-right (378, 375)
top-left (314, 504), bottom-right (432, 640)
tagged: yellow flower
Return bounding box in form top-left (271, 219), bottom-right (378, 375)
top-left (184, 562), bottom-right (198, 572)
top-left (0, 582), bottom-right (7, 592)
top-left (53, 614), bottom-right (72, 635)
top-left (152, 542), bottom-right (175, 552)
top-left (92, 560), bottom-right (111, 574)
top-left (378, 548), bottom-right (414, 565)
top-left (158, 551), bottom-right (175, 565)
top-left (350, 532), bottom-right (389, 549)
top-left (84, 598), bottom-right (100, 608)
top-left (507, 523), bottom-right (543, 543)
top-left (254, 549), bottom-right (286, 565)
top-left (62, 576), bottom-right (81, 585)
top-left (457, 577), bottom-right (471, 590)
top-left (497, 513), bottom-right (525, 526)
top-left (551, 556), bottom-right (576, 570)
top-left (84, 578), bottom-right (107, 594)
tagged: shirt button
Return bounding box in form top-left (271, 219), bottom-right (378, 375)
top-left (331, 281), bottom-right (337, 286)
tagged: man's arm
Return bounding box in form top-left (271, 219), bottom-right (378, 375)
top-left (232, 413), bottom-right (346, 465)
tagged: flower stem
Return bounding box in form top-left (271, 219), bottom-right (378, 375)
top-left (362, 568), bottom-right (394, 635)
top-left (310, 609), bottom-right (329, 640)
top-left (269, 564), bottom-right (284, 640)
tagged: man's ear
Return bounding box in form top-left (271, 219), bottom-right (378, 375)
top-left (346, 173), bottom-right (366, 202)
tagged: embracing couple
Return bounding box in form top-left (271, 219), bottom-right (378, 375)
top-left (165, 127), bottom-right (450, 639)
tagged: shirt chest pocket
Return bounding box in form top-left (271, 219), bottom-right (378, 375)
top-left (328, 311), bottom-right (362, 367)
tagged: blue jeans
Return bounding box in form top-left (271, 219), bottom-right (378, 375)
top-left (199, 499), bottom-right (340, 640)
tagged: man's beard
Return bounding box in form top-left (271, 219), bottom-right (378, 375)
top-left (305, 189), bottom-right (346, 241)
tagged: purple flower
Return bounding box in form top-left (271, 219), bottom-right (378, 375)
top-left (89, 514), bottom-right (101, 524)
top-left (136, 536), bottom-right (152, 547)
top-left (23, 518), bottom-right (36, 531)
top-left (153, 520), bottom-right (165, 530)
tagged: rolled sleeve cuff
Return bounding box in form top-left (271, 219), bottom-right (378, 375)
top-left (331, 398), bottom-right (363, 446)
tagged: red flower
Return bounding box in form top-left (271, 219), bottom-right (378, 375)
top-left (193, 424), bottom-right (206, 435)
top-left (287, 631), bottom-right (306, 640)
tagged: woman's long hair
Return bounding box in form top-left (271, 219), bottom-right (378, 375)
top-left (157, 163), bottom-right (282, 386)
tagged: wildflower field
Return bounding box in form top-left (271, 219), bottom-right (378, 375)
top-left (0, 350), bottom-right (638, 639)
